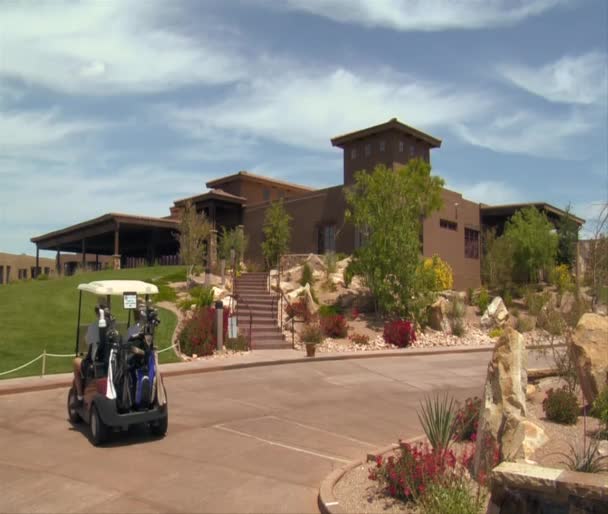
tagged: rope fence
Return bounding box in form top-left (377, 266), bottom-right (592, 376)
top-left (0, 343), bottom-right (180, 378)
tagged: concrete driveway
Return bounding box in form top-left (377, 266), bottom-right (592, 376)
top-left (0, 352), bottom-right (513, 513)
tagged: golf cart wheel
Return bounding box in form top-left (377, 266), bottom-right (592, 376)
top-left (67, 386), bottom-right (81, 423)
top-left (90, 405), bottom-right (109, 446)
top-left (150, 414), bottom-right (168, 437)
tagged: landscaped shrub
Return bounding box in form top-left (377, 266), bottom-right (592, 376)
top-left (300, 262), bottom-right (314, 287)
top-left (343, 260), bottom-right (356, 287)
top-left (349, 333), bottom-right (370, 345)
top-left (477, 287), bottom-right (489, 314)
top-left (537, 306), bottom-right (566, 336)
top-left (453, 396), bottom-right (482, 442)
top-left (543, 387), bottom-right (579, 425)
top-left (419, 473), bottom-right (487, 514)
top-left (383, 320), bottom-right (416, 347)
top-left (320, 314), bottom-right (348, 338)
top-left (225, 335), bottom-right (249, 352)
top-left (369, 442), bottom-right (457, 502)
top-left (516, 316), bottom-right (535, 333)
top-left (502, 289), bottom-right (513, 308)
top-left (285, 299), bottom-right (311, 322)
top-left (448, 298), bottom-right (466, 337)
top-left (550, 264), bottom-right (574, 294)
top-left (36, 274), bottom-right (50, 281)
top-left (189, 285), bottom-right (215, 308)
top-left (318, 304), bottom-right (341, 318)
top-left (300, 323), bottom-right (323, 344)
top-left (423, 254), bottom-right (454, 291)
top-left (177, 306), bottom-right (230, 357)
top-left (489, 327), bottom-right (504, 338)
top-left (526, 290), bottom-right (549, 316)
top-left (590, 385), bottom-right (608, 437)
top-left (418, 395), bottom-right (457, 451)
top-left (560, 439), bottom-right (608, 473)
top-left (466, 287), bottom-right (474, 306)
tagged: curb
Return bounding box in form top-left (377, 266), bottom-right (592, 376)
top-left (0, 342), bottom-right (559, 397)
top-left (0, 346), bottom-right (495, 396)
top-left (317, 436), bottom-right (425, 514)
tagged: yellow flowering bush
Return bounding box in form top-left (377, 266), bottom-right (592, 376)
top-left (423, 254), bottom-right (454, 291)
top-left (550, 264), bottom-right (573, 294)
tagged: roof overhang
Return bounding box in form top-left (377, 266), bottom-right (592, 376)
top-left (331, 118), bottom-right (442, 148)
top-left (31, 213), bottom-right (179, 253)
top-left (78, 280), bottom-right (159, 296)
top-left (480, 203), bottom-right (585, 226)
top-left (206, 171), bottom-right (315, 193)
top-left (173, 189), bottom-right (247, 207)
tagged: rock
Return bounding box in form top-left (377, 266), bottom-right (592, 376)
top-left (525, 384), bottom-right (537, 400)
top-left (570, 313), bottom-right (608, 406)
top-left (481, 297), bottom-right (509, 329)
top-left (304, 253), bottom-right (326, 273)
top-left (427, 297), bottom-right (450, 332)
top-left (303, 287), bottom-right (318, 317)
top-left (598, 440), bottom-right (608, 458)
top-left (559, 292), bottom-right (576, 316)
top-left (474, 328), bottom-right (547, 477)
top-left (287, 283), bottom-right (309, 301)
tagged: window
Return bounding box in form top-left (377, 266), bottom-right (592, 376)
top-left (440, 219), bottom-right (457, 231)
top-left (18, 268), bottom-right (27, 280)
top-left (399, 140), bottom-right (404, 152)
top-left (318, 224), bottom-right (336, 254)
top-left (0, 266), bottom-right (4, 285)
top-left (44, 267), bottom-right (50, 276)
top-left (279, 191), bottom-right (285, 199)
top-left (263, 189), bottom-right (270, 201)
top-left (409, 144), bottom-right (415, 157)
top-left (351, 148), bottom-right (357, 160)
top-left (465, 228), bottom-right (480, 259)
top-left (364, 143), bottom-right (371, 157)
top-left (379, 140), bottom-right (385, 152)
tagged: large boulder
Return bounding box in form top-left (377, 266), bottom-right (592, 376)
top-left (427, 297), bottom-right (450, 332)
top-left (474, 328), bottom-right (547, 477)
top-left (481, 296), bottom-right (510, 329)
top-left (304, 253), bottom-right (326, 273)
top-left (570, 313), bottom-right (608, 406)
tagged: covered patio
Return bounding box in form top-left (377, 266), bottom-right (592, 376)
top-left (30, 213), bottom-right (180, 276)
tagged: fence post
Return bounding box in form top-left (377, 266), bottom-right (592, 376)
top-left (41, 349), bottom-right (47, 377)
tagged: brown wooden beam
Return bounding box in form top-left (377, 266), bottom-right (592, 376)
top-left (35, 245), bottom-right (39, 279)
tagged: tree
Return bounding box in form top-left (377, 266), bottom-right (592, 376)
top-left (345, 159), bottom-right (444, 317)
top-left (502, 206), bottom-right (557, 283)
top-left (261, 199), bottom-right (292, 270)
top-left (557, 203), bottom-right (579, 269)
top-left (219, 226), bottom-right (248, 268)
top-left (175, 200), bottom-right (211, 283)
top-left (586, 203), bottom-right (608, 305)
top-left (481, 227), bottom-right (514, 289)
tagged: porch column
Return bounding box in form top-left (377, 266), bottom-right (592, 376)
top-left (81, 239), bottom-right (86, 270)
top-left (35, 245), bottom-right (40, 278)
top-left (113, 223), bottom-right (121, 270)
top-left (95, 254), bottom-right (99, 271)
top-left (56, 249), bottom-right (61, 276)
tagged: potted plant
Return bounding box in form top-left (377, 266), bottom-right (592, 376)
top-left (300, 322), bottom-right (323, 357)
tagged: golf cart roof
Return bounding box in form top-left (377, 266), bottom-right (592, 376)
top-left (77, 280), bottom-right (159, 296)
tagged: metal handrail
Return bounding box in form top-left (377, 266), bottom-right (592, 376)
top-left (225, 293), bottom-right (254, 351)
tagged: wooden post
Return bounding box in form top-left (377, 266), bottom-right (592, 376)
top-left (35, 245), bottom-right (40, 279)
top-left (95, 253), bottom-right (99, 271)
top-left (56, 249), bottom-right (61, 275)
top-left (113, 223), bottom-right (121, 270)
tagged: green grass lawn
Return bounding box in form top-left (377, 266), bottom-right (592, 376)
top-left (0, 266), bottom-right (186, 379)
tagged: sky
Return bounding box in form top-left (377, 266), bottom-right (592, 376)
top-left (1, 0), bottom-right (607, 257)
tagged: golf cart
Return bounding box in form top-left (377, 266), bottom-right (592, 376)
top-left (67, 280), bottom-right (168, 445)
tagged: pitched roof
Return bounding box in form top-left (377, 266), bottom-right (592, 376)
top-left (330, 118), bottom-right (442, 148)
top-left (173, 188), bottom-right (247, 206)
top-left (206, 170), bottom-right (315, 192)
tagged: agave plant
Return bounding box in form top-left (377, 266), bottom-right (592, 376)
top-left (559, 438), bottom-right (608, 473)
top-left (417, 394), bottom-right (457, 451)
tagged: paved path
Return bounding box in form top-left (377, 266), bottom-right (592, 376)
top-left (0, 351), bottom-right (551, 513)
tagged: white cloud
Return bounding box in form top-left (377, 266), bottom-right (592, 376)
top-left (163, 67), bottom-right (491, 151)
top-left (499, 52), bottom-right (608, 105)
top-left (268, 0), bottom-right (570, 31)
top-left (0, 1), bottom-right (245, 95)
top-left (452, 110), bottom-right (593, 158)
top-left (441, 176), bottom-right (524, 205)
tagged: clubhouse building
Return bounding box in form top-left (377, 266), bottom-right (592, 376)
top-left (30, 118), bottom-right (584, 290)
